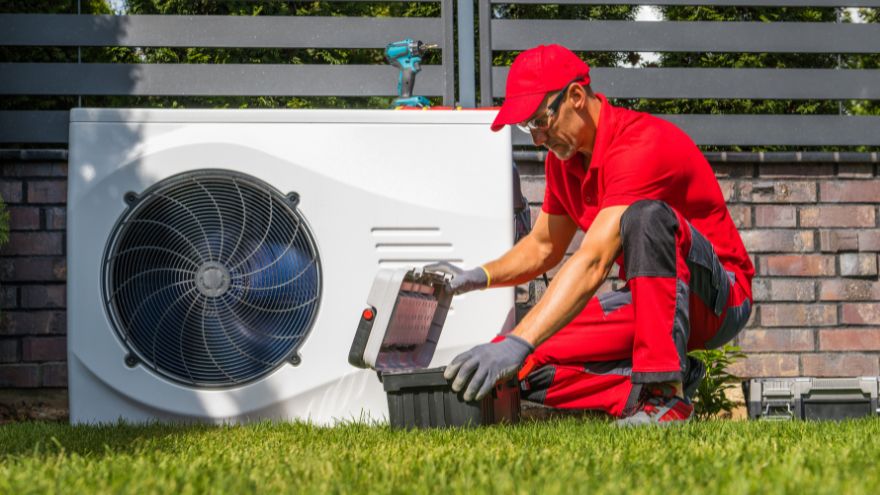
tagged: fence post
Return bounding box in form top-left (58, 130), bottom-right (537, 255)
top-left (456, 0), bottom-right (476, 107)
top-left (478, 0), bottom-right (493, 107)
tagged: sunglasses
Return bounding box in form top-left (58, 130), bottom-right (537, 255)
top-left (515, 77), bottom-right (585, 133)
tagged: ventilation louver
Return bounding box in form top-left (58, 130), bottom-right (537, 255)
top-left (102, 170), bottom-right (321, 387)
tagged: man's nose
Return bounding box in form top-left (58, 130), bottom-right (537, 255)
top-left (529, 128), bottom-right (548, 147)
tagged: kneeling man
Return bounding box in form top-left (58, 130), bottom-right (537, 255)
top-left (428, 44), bottom-right (753, 425)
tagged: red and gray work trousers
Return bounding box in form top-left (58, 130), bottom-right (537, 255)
top-left (519, 200), bottom-right (752, 417)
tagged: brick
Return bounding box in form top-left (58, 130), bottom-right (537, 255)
top-left (0, 364), bottom-right (40, 387)
top-left (0, 339), bottom-right (19, 363)
top-left (738, 329), bottom-right (814, 352)
top-left (819, 280), bottom-right (880, 301)
top-left (0, 286), bottom-right (17, 309)
top-left (728, 354), bottom-right (799, 378)
top-left (837, 164), bottom-right (874, 179)
top-left (0, 180), bottom-right (23, 203)
top-left (0, 163), bottom-right (67, 177)
top-left (0, 232), bottom-right (63, 256)
top-left (858, 230), bottom-right (880, 251)
top-left (727, 205), bottom-right (751, 229)
top-left (521, 177), bottom-right (545, 204)
top-left (0, 257), bottom-right (66, 282)
top-left (800, 205), bottom-right (875, 228)
top-left (738, 181), bottom-right (816, 203)
top-left (802, 353), bottom-right (879, 377)
top-left (819, 329), bottom-right (880, 351)
top-left (21, 285), bottom-right (66, 309)
top-left (820, 181), bottom-right (880, 202)
top-left (819, 230), bottom-right (858, 253)
top-left (761, 304), bottom-right (837, 327)
top-left (7, 206), bottom-right (40, 230)
top-left (754, 205), bottom-right (796, 228)
top-left (42, 363), bottom-right (68, 387)
top-left (758, 164), bottom-right (834, 178)
top-left (841, 303), bottom-right (880, 325)
top-left (26, 180), bottom-right (66, 204)
top-left (840, 253), bottom-right (878, 278)
top-left (740, 230), bottom-right (813, 253)
top-left (718, 180), bottom-right (735, 202)
top-left (21, 336), bottom-right (67, 362)
top-left (752, 279), bottom-right (815, 302)
top-left (0, 311), bottom-right (66, 336)
top-left (45, 207), bottom-right (66, 229)
top-left (759, 255), bottom-right (835, 277)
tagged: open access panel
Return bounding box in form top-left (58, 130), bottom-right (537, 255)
top-left (348, 267), bottom-right (520, 428)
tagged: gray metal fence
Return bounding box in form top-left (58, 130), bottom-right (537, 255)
top-left (479, 0), bottom-right (880, 146)
top-left (0, 1), bottom-right (455, 143)
top-left (2, 1), bottom-right (880, 147)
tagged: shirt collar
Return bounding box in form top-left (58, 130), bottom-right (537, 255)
top-left (586, 93), bottom-right (615, 171)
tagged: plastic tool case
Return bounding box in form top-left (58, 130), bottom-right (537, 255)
top-left (745, 377), bottom-right (880, 420)
top-left (349, 267), bottom-right (520, 428)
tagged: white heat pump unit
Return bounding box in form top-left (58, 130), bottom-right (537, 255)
top-left (67, 109), bottom-right (514, 425)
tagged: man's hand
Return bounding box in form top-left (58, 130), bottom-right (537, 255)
top-left (443, 335), bottom-right (533, 401)
top-left (423, 261), bottom-right (489, 295)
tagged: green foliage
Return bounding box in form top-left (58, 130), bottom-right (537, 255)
top-left (688, 344), bottom-right (747, 420)
top-left (2, 419), bottom-right (880, 493)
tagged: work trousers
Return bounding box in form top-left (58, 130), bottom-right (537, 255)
top-left (519, 200), bottom-right (751, 417)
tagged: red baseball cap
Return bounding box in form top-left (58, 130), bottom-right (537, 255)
top-left (490, 44), bottom-right (591, 132)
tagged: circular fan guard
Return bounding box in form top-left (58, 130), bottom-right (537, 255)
top-left (102, 170), bottom-right (322, 387)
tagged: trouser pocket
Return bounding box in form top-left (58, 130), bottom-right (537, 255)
top-left (686, 226), bottom-right (730, 317)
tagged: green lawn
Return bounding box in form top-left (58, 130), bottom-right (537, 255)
top-left (1, 418), bottom-right (878, 494)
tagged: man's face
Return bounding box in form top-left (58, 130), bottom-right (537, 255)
top-left (519, 87), bottom-right (579, 161)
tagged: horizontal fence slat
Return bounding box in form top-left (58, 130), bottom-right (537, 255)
top-left (491, 67), bottom-right (880, 99)
top-left (0, 14), bottom-right (443, 48)
top-left (490, 0), bottom-right (880, 6)
top-left (0, 111), bottom-right (69, 143)
top-left (5, 112), bottom-right (880, 146)
top-left (492, 20), bottom-right (880, 53)
top-left (0, 63), bottom-right (445, 96)
top-left (510, 115), bottom-right (880, 146)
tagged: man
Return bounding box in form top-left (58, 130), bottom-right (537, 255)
top-left (426, 44), bottom-right (753, 425)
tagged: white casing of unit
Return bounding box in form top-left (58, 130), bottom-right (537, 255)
top-left (67, 109), bottom-right (515, 425)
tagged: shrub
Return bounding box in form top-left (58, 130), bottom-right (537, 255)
top-left (688, 344), bottom-right (747, 420)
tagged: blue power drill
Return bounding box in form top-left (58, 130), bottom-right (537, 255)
top-left (385, 39), bottom-right (437, 108)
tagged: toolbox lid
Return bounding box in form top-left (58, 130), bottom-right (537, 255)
top-left (348, 267), bottom-right (453, 372)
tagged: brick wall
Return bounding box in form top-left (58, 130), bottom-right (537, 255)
top-left (515, 155), bottom-right (880, 379)
top-left (1, 151), bottom-right (879, 411)
top-left (0, 153), bottom-right (68, 396)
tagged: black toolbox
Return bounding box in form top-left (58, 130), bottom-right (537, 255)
top-left (383, 367), bottom-right (520, 429)
top-left (745, 377), bottom-right (879, 420)
top-left (348, 267), bottom-right (520, 429)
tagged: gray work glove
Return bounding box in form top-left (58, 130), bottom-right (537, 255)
top-left (423, 261), bottom-right (489, 295)
top-left (444, 335), bottom-right (534, 402)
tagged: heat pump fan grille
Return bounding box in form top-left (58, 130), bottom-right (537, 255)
top-left (103, 170), bottom-right (322, 387)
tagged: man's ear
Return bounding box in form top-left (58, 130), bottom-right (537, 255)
top-left (569, 83), bottom-right (587, 110)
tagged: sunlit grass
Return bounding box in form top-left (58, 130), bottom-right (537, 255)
top-left (1, 418), bottom-right (878, 494)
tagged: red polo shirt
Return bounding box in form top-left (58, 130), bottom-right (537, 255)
top-left (542, 93), bottom-right (754, 298)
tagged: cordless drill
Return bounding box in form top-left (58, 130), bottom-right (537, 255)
top-left (385, 39), bottom-right (437, 108)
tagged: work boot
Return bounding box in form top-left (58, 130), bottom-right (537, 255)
top-left (616, 383), bottom-right (694, 427)
top-left (683, 356), bottom-right (706, 400)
